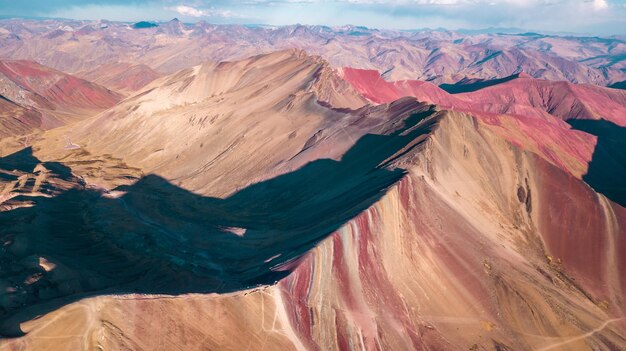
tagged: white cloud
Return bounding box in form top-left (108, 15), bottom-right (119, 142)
top-left (165, 4), bottom-right (249, 18)
top-left (26, 0), bottom-right (626, 35)
top-left (171, 5), bottom-right (206, 17)
top-left (591, 0), bottom-right (608, 10)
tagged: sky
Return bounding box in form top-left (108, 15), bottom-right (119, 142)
top-left (1, 0), bottom-right (625, 35)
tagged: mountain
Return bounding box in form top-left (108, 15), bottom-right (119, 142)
top-left (0, 60), bottom-right (122, 138)
top-left (155, 18), bottom-right (185, 36)
top-left (348, 66), bottom-right (624, 124)
top-left (0, 51), bottom-right (624, 350)
top-left (65, 49), bottom-right (368, 193)
top-left (453, 75), bottom-right (626, 125)
top-left (1, 19), bottom-right (625, 86)
top-left (338, 67), bottom-right (456, 105)
top-left (77, 62), bottom-right (162, 94)
top-left (0, 96), bottom-right (42, 139)
top-left (343, 67), bottom-right (626, 125)
top-left (341, 66), bottom-right (626, 176)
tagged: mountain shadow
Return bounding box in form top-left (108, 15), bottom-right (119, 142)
top-left (568, 119), bottom-right (626, 207)
top-left (0, 108), bottom-right (439, 337)
top-left (608, 80), bottom-right (626, 90)
top-left (439, 73), bottom-right (521, 94)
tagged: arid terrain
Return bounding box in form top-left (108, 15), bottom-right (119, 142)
top-left (0, 18), bottom-right (625, 351)
top-left (1, 19), bottom-right (626, 87)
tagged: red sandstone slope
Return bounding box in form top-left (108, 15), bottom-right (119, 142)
top-left (0, 60), bottom-right (122, 109)
top-left (340, 66), bottom-right (626, 126)
top-left (78, 62), bottom-right (162, 94)
top-left (455, 75), bottom-right (626, 126)
top-left (339, 67), bottom-right (626, 177)
top-left (0, 60), bottom-right (123, 138)
top-left (338, 67), bottom-right (463, 107)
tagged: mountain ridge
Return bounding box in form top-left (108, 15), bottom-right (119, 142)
top-left (0, 48), bottom-right (624, 351)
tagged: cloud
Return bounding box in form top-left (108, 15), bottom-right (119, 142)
top-left (164, 4), bottom-right (249, 18)
top-left (170, 5), bottom-right (206, 17)
top-left (1, 0), bottom-right (624, 35)
top-left (591, 0), bottom-right (609, 9)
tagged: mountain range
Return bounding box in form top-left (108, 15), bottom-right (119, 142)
top-left (0, 19), bottom-right (625, 351)
top-left (1, 19), bottom-right (626, 88)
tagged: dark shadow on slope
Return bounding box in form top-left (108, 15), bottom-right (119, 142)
top-left (439, 73), bottom-right (521, 94)
top-left (608, 80), bottom-right (626, 90)
top-left (568, 119), bottom-right (626, 207)
top-left (0, 147), bottom-right (79, 194)
top-left (0, 147), bottom-right (41, 172)
top-left (0, 108), bottom-right (439, 337)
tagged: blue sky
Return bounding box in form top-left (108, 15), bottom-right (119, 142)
top-left (1, 0), bottom-right (625, 35)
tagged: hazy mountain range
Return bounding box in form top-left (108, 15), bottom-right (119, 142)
top-left (1, 18), bottom-right (625, 87)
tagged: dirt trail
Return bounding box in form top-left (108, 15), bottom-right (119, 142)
top-left (535, 317), bottom-right (626, 351)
